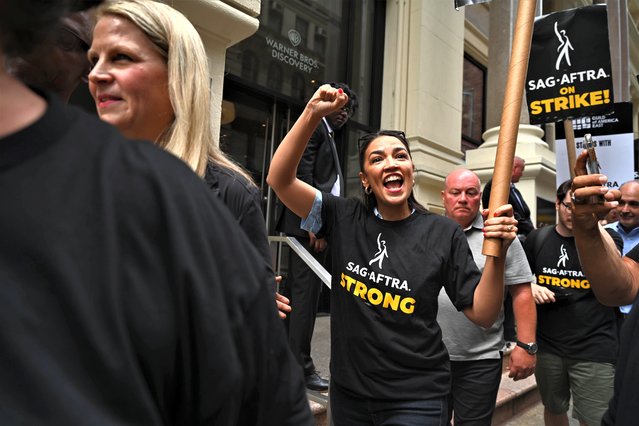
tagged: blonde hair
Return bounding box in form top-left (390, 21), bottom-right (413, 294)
top-left (97, 0), bottom-right (253, 182)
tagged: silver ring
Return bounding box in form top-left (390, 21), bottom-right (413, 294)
top-left (571, 192), bottom-right (586, 205)
top-left (507, 225), bottom-right (513, 232)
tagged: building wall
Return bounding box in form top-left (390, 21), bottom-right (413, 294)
top-left (382, 1), bottom-right (466, 214)
top-left (174, 0), bottom-right (639, 222)
top-left (382, 0), bottom-right (639, 221)
top-left (167, 0), bottom-right (260, 145)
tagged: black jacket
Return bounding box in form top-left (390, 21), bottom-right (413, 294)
top-left (275, 119), bottom-right (343, 237)
top-left (482, 179), bottom-right (534, 236)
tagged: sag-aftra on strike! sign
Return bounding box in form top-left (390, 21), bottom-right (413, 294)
top-left (526, 5), bottom-right (614, 124)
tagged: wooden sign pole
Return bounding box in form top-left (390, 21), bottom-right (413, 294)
top-left (483, 0), bottom-right (537, 257)
top-left (564, 120), bottom-right (577, 178)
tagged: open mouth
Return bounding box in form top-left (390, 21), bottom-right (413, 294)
top-left (383, 175), bottom-right (404, 192)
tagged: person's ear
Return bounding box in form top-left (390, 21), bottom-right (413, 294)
top-left (359, 171), bottom-right (369, 190)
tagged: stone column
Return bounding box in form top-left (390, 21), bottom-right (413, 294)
top-left (467, 0), bottom-right (557, 222)
top-left (466, 125), bottom-right (556, 227)
top-left (382, 0), bottom-right (466, 213)
top-left (485, 0), bottom-right (533, 128)
top-left (168, 0), bottom-right (259, 145)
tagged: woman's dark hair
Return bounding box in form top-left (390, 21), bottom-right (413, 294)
top-left (557, 179), bottom-right (572, 202)
top-left (357, 130), bottom-right (429, 215)
top-left (0, 0), bottom-right (100, 57)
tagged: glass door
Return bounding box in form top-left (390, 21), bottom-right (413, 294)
top-left (219, 80), bottom-right (301, 234)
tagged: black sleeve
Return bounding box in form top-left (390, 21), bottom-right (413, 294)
top-left (482, 179), bottom-right (492, 210)
top-left (522, 227), bottom-right (538, 272)
top-left (604, 228), bottom-right (624, 255)
top-left (131, 154), bottom-right (312, 425)
top-left (625, 241), bottom-right (639, 262)
top-left (209, 169), bottom-right (276, 292)
top-left (231, 269), bottom-right (314, 426)
top-left (184, 187), bottom-right (312, 426)
top-left (297, 125), bottom-right (323, 185)
top-left (234, 185), bottom-right (276, 289)
top-left (115, 148), bottom-right (251, 425)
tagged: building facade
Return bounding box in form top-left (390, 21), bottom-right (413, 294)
top-left (170, 0), bottom-right (639, 229)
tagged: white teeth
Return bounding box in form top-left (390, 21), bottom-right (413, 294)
top-left (384, 175), bottom-right (402, 183)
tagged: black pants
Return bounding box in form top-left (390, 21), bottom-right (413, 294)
top-left (448, 358), bottom-right (503, 425)
top-left (286, 236), bottom-right (326, 376)
top-left (331, 381), bottom-right (449, 426)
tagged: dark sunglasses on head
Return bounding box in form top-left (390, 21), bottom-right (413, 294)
top-left (357, 130), bottom-right (408, 151)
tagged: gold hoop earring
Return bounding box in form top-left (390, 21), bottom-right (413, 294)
top-left (364, 186), bottom-right (372, 195)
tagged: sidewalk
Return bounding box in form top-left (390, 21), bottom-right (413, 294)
top-left (310, 314), bottom-right (331, 381)
top-left (500, 399), bottom-right (579, 425)
top-left (309, 315), bottom-right (579, 425)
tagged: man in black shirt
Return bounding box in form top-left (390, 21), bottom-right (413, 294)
top-left (276, 82), bottom-right (357, 391)
top-left (524, 180), bottom-right (618, 426)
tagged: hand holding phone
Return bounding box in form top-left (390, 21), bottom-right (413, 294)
top-left (584, 134), bottom-right (601, 175)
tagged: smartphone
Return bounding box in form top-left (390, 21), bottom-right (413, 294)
top-left (584, 134), bottom-right (601, 174)
top-left (583, 133), bottom-right (605, 204)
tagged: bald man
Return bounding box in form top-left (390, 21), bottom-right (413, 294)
top-left (604, 180), bottom-right (639, 315)
top-left (438, 168), bottom-right (536, 425)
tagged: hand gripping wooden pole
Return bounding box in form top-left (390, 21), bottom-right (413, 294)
top-left (482, 0), bottom-right (537, 257)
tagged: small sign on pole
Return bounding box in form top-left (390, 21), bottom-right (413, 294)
top-left (526, 5), bottom-right (614, 124)
top-left (555, 102), bottom-right (634, 188)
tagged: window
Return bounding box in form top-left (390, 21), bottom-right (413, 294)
top-left (461, 55), bottom-right (486, 153)
top-left (295, 17), bottom-right (309, 47)
top-left (224, 0), bottom-right (386, 199)
top-left (266, 1), bottom-right (283, 33)
top-left (267, 62), bottom-right (283, 91)
top-left (241, 52), bottom-right (258, 81)
top-left (314, 26), bottom-right (327, 55)
top-left (291, 72), bottom-right (306, 101)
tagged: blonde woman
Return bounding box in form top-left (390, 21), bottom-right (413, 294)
top-left (86, 0), bottom-right (275, 264)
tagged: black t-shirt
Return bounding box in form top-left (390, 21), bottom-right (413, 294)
top-left (205, 163), bottom-right (275, 291)
top-left (0, 91), bottom-right (311, 425)
top-left (602, 245), bottom-right (639, 425)
top-left (523, 227), bottom-right (618, 363)
top-left (319, 194), bottom-right (481, 400)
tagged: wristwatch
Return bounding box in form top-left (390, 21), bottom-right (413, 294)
top-left (516, 340), bottom-right (538, 355)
